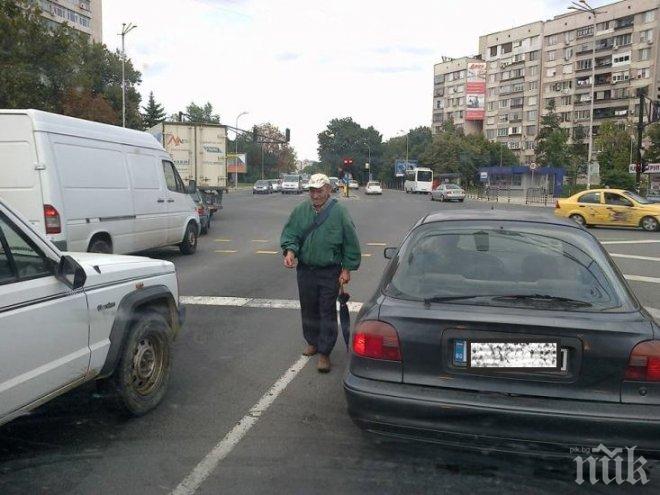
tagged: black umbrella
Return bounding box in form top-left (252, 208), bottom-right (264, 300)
top-left (338, 284), bottom-right (351, 349)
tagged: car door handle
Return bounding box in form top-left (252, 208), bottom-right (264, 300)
top-left (167, 199), bottom-right (175, 203)
top-left (578, 205), bottom-right (586, 207)
top-left (157, 199), bottom-right (165, 203)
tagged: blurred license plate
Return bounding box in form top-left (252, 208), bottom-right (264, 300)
top-left (469, 342), bottom-right (559, 369)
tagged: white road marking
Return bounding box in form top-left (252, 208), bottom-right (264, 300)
top-left (624, 274), bottom-right (660, 284)
top-left (362, 253), bottom-right (372, 257)
top-left (611, 253), bottom-right (660, 262)
top-left (171, 355), bottom-right (311, 495)
top-left (366, 242), bottom-right (387, 246)
top-left (255, 250), bottom-right (279, 255)
top-left (214, 239), bottom-right (233, 242)
top-left (251, 240), bottom-right (270, 243)
top-left (601, 240), bottom-right (660, 245)
top-left (180, 296), bottom-right (362, 312)
top-left (215, 250), bottom-right (238, 254)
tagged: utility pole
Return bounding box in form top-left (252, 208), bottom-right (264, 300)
top-left (261, 143), bottom-right (264, 180)
top-left (636, 87), bottom-right (646, 186)
top-left (119, 23), bottom-right (137, 128)
top-left (234, 111), bottom-right (249, 189)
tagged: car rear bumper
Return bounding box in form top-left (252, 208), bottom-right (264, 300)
top-left (344, 372), bottom-right (660, 458)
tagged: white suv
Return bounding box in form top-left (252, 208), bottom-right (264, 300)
top-left (0, 199), bottom-right (184, 427)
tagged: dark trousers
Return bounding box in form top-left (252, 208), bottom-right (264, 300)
top-left (296, 264), bottom-right (341, 356)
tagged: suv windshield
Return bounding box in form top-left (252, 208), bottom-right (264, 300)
top-left (385, 225), bottom-right (624, 312)
top-left (255, 180), bottom-right (268, 185)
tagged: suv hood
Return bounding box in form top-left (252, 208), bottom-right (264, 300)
top-left (65, 252), bottom-right (175, 287)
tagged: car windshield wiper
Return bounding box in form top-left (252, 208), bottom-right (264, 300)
top-left (423, 295), bottom-right (495, 307)
top-left (493, 294), bottom-right (592, 307)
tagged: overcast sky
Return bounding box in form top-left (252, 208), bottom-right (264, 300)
top-left (102, 0), bottom-right (610, 160)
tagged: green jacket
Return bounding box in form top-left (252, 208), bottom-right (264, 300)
top-left (280, 199), bottom-right (361, 271)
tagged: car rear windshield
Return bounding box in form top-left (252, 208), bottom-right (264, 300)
top-left (385, 223), bottom-right (630, 312)
top-left (445, 184), bottom-right (461, 189)
top-left (368, 182), bottom-right (380, 186)
top-left (255, 180), bottom-right (268, 185)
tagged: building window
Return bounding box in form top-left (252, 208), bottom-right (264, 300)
top-left (500, 99), bottom-right (509, 108)
top-left (497, 127), bottom-right (508, 137)
top-left (528, 66), bottom-right (539, 76)
top-left (547, 35), bottom-right (558, 46)
top-left (508, 127), bottom-right (522, 136)
top-left (510, 97), bottom-right (524, 108)
top-left (575, 110), bottom-right (590, 120)
top-left (596, 21), bottom-right (610, 32)
top-left (638, 48), bottom-right (651, 61)
top-left (643, 11), bottom-right (656, 23)
top-left (576, 59), bottom-right (592, 70)
top-left (613, 87), bottom-right (629, 99)
top-left (639, 29), bottom-right (654, 42)
top-left (547, 50), bottom-right (556, 61)
top-left (560, 95), bottom-right (571, 106)
top-left (486, 129), bottom-right (496, 139)
top-left (434, 74), bottom-right (445, 84)
top-left (526, 125), bottom-right (537, 135)
top-left (529, 35), bottom-right (540, 46)
top-left (487, 102), bottom-right (495, 111)
top-left (564, 31), bottom-right (575, 44)
top-left (528, 95), bottom-right (538, 106)
top-left (560, 112), bottom-right (571, 122)
top-left (637, 68), bottom-right (651, 79)
top-left (564, 47), bottom-right (573, 60)
top-left (614, 33), bottom-right (632, 46)
top-left (490, 46), bottom-right (498, 57)
top-left (528, 50), bottom-right (539, 61)
top-left (612, 70), bottom-right (630, 83)
top-left (576, 26), bottom-right (594, 38)
top-left (512, 82), bottom-right (524, 92)
top-left (546, 67), bottom-right (556, 77)
top-left (508, 141), bottom-right (521, 149)
top-left (502, 42), bottom-right (513, 54)
top-left (612, 52), bottom-right (631, 66)
top-left (489, 74), bottom-right (497, 83)
top-left (499, 114), bottom-right (509, 122)
top-left (514, 53), bottom-right (525, 63)
top-left (528, 81), bottom-right (538, 91)
top-left (563, 64), bottom-right (573, 74)
top-left (486, 117), bottom-right (496, 125)
top-left (510, 112), bottom-right (521, 122)
top-left (527, 110), bottom-right (538, 121)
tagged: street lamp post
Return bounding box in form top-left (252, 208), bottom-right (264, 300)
top-left (398, 129), bottom-right (409, 163)
top-left (119, 23), bottom-right (137, 128)
top-left (365, 143), bottom-right (371, 181)
top-left (234, 111), bottom-right (248, 189)
top-left (568, 1), bottom-right (605, 189)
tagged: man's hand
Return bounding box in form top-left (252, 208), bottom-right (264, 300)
top-left (339, 269), bottom-right (351, 285)
top-left (283, 250), bottom-right (297, 268)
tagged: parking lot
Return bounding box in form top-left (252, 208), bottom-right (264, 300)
top-left (1, 189), bottom-right (658, 494)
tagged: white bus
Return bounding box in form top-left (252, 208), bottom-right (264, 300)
top-left (404, 167), bottom-right (433, 194)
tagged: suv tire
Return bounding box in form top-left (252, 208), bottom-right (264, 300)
top-left (102, 310), bottom-right (172, 416)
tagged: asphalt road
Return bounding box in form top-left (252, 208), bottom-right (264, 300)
top-left (1, 189), bottom-right (659, 494)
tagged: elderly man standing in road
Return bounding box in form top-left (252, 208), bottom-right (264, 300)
top-left (280, 173), bottom-right (361, 373)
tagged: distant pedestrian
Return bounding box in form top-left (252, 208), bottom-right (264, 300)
top-left (280, 173), bottom-right (361, 372)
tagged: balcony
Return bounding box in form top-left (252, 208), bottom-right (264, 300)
top-left (510, 103), bottom-right (524, 109)
top-left (614, 18), bottom-right (634, 30)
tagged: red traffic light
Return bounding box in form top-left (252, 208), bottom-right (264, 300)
top-left (342, 158), bottom-right (353, 166)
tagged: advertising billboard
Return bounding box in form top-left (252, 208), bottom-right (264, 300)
top-left (466, 62), bottom-right (486, 121)
top-left (394, 159), bottom-right (418, 177)
top-left (227, 153), bottom-right (247, 174)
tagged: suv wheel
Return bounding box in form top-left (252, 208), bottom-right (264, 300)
top-left (179, 223), bottom-right (198, 254)
top-left (102, 310), bottom-right (172, 416)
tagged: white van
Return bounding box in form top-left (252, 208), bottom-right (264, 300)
top-left (404, 167), bottom-right (433, 194)
top-left (0, 110), bottom-right (200, 255)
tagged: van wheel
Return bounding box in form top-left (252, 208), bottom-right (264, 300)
top-left (88, 238), bottom-right (112, 254)
top-left (179, 223), bottom-right (198, 255)
top-left (100, 310), bottom-right (172, 416)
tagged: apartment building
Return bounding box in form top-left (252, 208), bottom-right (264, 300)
top-left (478, 22), bottom-right (544, 165)
top-left (541, 0), bottom-right (659, 159)
top-left (432, 57), bottom-right (485, 136)
top-left (33, 0), bottom-right (102, 42)
top-left (432, 0), bottom-right (659, 168)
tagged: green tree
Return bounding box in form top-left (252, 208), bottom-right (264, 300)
top-left (567, 125), bottom-right (589, 186)
top-left (184, 102), bottom-right (220, 123)
top-left (317, 117), bottom-right (383, 181)
top-left (595, 120), bottom-right (635, 189)
top-left (0, 0), bottom-right (143, 128)
top-left (535, 99), bottom-right (571, 167)
top-left (141, 91), bottom-right (166, 129)
top-left (230, 123), bottom-right (297, 182)
top-left (645, 122), bottom-right (660, 163)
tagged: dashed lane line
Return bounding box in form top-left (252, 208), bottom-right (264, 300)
top-left (214, 239), bottom-right (233, 242)
top-left (366, 242), bottom-right (387, 246)
top-left (624, 274), bottom-right (660, 284)
top-left (214, 250), bottom-right (238, 254)
top-left (601, 240), bottom-right (660, 245)
top-left (256, 250), bottom-right (279, 255)
top-left (251, 240), bottom-right (270, 243)
top-left (171, 355), bottom-right (311, 495)
top-left (611, 253), bottom-right (660, 262)
top-left (362, 253), bottom-right (372, 257)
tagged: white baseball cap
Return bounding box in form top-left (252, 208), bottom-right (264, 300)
top-left (308, 173), bottom-right (330, 189)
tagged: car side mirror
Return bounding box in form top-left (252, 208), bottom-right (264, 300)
top-left (384, 247), bottom-right (398, 259)
top-left (57, 255), bottom-right (86, 290)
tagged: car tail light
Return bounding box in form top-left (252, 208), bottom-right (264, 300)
top-left (625, 341), bottom-right (660, 381)
top-left (43, 204), bottom-right (61, 234)
top-left (353, 321), bottom-right (401, 361)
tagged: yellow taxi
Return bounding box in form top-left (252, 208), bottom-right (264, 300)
top-left (555, 189), bottom-right (660, 231)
